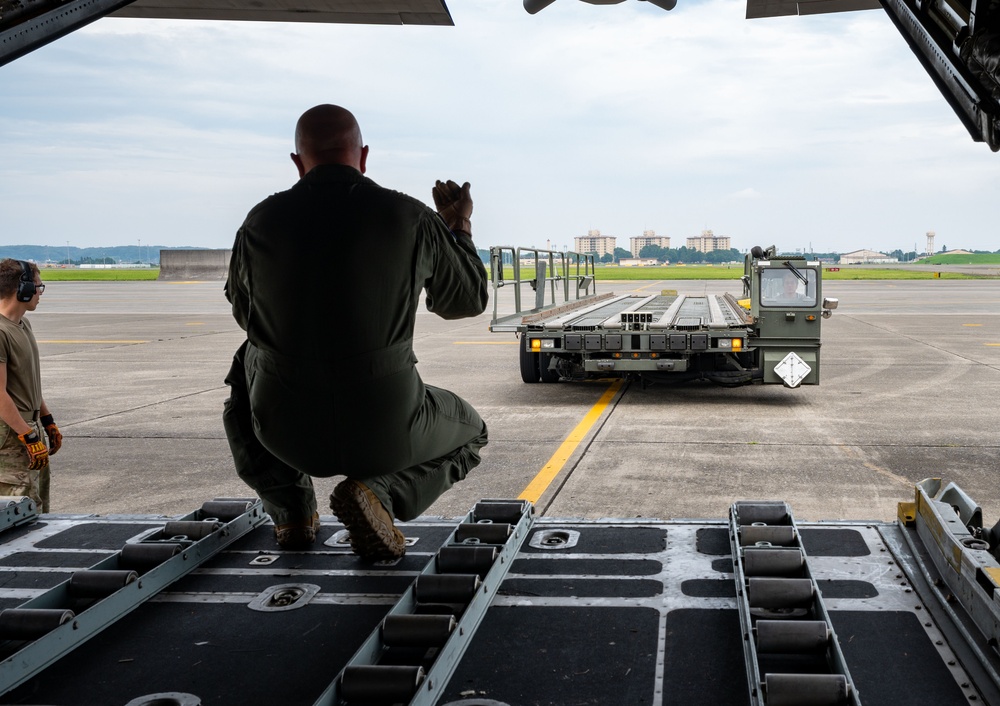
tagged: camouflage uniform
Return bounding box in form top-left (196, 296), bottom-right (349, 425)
top-left (0, 420), bottom-right (48, 510)
top-left (224, 164), bottom-right (488, 525)
top-left (0, 315), bottom-right (48, 511)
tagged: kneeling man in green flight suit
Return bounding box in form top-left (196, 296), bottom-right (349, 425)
top-left (223, 104), bottom-right (488, 560)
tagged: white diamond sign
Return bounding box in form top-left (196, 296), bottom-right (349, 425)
top-left (774, 351), bottom-right (811, 388)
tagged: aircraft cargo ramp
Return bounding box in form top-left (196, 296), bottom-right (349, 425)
top-left (0, 478), bottom-right (998, 705)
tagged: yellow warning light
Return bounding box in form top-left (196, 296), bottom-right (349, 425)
top-left (732, 339), bottom-right (743, 351)
top-left (531, 339), bottom-right (541, 351)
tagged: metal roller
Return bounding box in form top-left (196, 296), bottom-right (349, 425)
top-left (472, 501), bottom-right (526, 524)
top-left (119, 542), bottom-right (183, 572)
top-left (68, 569), bottom-right (138, 598)
top-left (162, 521), bottom-right (222, 540)
top-left (747, 577), bottom-right (814, 609)
top-left (735, 502), bottom-right (789, 525)
top-left (0, 608), bottom-right (75, 640)
top-left (764, 673), bottom-right (849, 706)
top-left (340, 665), bottom-right (424, 702)
top-left (199, 499), bottom-right (253, 521)
top-left (756, 620), bottom-right (831, 654)
top-left (415, 573), bottom-right (481, 604)
top-left (743, 548), bottom-right (804, 577)
top-left (436, 545), bottom-right (498, 577)
top-left (455, 523), bottom-right (512, 544)
top-left (740, 524), bottom-right (797, 547)
top-left (382, 614), bottom-right (456, 648)
top-left (0, 496), bottom-right (25, 507)
top-left (124, 693), bottom-right (202, 706)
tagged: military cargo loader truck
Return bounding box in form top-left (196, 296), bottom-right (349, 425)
top-left (489, 244), bottom-right (839, 387)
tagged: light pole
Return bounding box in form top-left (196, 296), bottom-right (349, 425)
top-left (66, 241), bottom-right (70, 267)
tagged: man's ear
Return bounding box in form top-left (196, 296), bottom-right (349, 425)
top-left (290, 152), bottom-right (306, 179)
top-left (359, 145), bottom-right (369, 175)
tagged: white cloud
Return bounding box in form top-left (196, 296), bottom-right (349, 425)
top-left (1, 0), bottom-right (998, 254)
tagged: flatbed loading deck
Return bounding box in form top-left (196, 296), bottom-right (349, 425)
top-left (491, 292), bottom-right (751, 333)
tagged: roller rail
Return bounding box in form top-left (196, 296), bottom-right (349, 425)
top-left (730, 500), bottom-right (861, 706)
top-left (879, 478), bottom-right (1000, 701)
top-left (313, 498), bottom-right (533, 706)
top-left (0, 497), bottom-right (265, 695)
top-left (0, 496), bottom-right (38, 534)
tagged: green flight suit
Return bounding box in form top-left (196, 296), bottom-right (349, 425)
top-left (223, 164), bottom-right (489, 524)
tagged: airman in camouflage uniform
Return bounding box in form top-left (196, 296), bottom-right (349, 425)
top-left (0, 259), bottom-right (63, 511)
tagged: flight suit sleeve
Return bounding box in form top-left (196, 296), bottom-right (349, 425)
top-left (420, 211), bottom-right (488, 320)
top-left (225, 226), bottom-right (251, 332)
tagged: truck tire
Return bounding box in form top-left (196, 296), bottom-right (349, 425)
top-left (539, 352), bottom-right (560, 383)
top-left (519, 341), bottom-right (540, 383)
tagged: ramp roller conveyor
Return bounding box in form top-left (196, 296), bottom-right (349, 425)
top-left (648, 294), bottom-right (689, 330)
top-left (706, 294), bottom-right (730, 329)
top-left (541, 294), bottom-right (635, 330)
top-left (598, 294), bottom-right (659, 329)
top-left (730, 500), bottom-right (861, 706)
top-left (314, 498), bottom-right (533, 706)
top-left (0, 496), bottom-right (38, 534)
top-left (0, 497), bottom-right (265, 695)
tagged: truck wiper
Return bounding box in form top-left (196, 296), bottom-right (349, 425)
top-left (782, 261), bottom-right (807, 285)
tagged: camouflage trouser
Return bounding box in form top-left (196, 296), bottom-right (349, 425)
top-left (0, 419), bottom-right (49, 513)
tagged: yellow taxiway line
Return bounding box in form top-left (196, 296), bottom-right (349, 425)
top-left (518, 378), bottom-right (625, 504)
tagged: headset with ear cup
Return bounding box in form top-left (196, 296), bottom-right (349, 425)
top-left (16, 261), bottom-right (36, 303)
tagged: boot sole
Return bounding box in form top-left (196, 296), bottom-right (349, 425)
top-left (330, 481), bottom-right (405, 560)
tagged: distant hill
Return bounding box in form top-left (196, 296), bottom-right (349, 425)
top-left (0, 245), bottom-right (223, 266)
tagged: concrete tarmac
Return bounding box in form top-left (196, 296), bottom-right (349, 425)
top-left (28, 277), bottom-right (1000, 525)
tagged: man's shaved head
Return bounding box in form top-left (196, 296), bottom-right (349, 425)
top-left (291, 104), bottom-right (368, 177)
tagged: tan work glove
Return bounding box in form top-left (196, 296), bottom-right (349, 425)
top-left (432, 180), bottom-right (473, 234)
top-left (41, 414), bottom-right (62, 455)
top-left (17, 430), bottom-right (48, 471)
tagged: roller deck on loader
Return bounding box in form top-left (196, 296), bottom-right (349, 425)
top-left (0, 478), bottom-right (999, 705)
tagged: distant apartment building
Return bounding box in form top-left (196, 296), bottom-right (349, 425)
top-left (686, 229), bottom-right (731, 253)
top-left (630, 230), bottom-right (670, 257)
top-left (574, 230), bottom-right (616, 257)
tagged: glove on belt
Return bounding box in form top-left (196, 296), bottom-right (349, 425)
top-left (17, 431), bottom-right (48, 471)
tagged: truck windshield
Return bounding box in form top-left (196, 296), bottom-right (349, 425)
top-left (760, 268), bottom-right (817, 307)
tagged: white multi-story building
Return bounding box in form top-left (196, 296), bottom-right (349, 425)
top-left (687, 229), bottom-right (731, 253)
top-left (630, 230), bottom-right (670, 257)
top-left (574, 230), bottom-right (617, 257)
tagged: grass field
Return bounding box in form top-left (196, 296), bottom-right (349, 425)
top-left (39, 269), bottom-right (161, 281)
top-left (34, 263), bottom-right (995, 283)
top-left (494, 265), bottom-right (990, 281)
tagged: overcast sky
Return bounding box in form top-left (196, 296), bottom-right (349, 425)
top-left (2, 0), bottom-right (998, 256)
